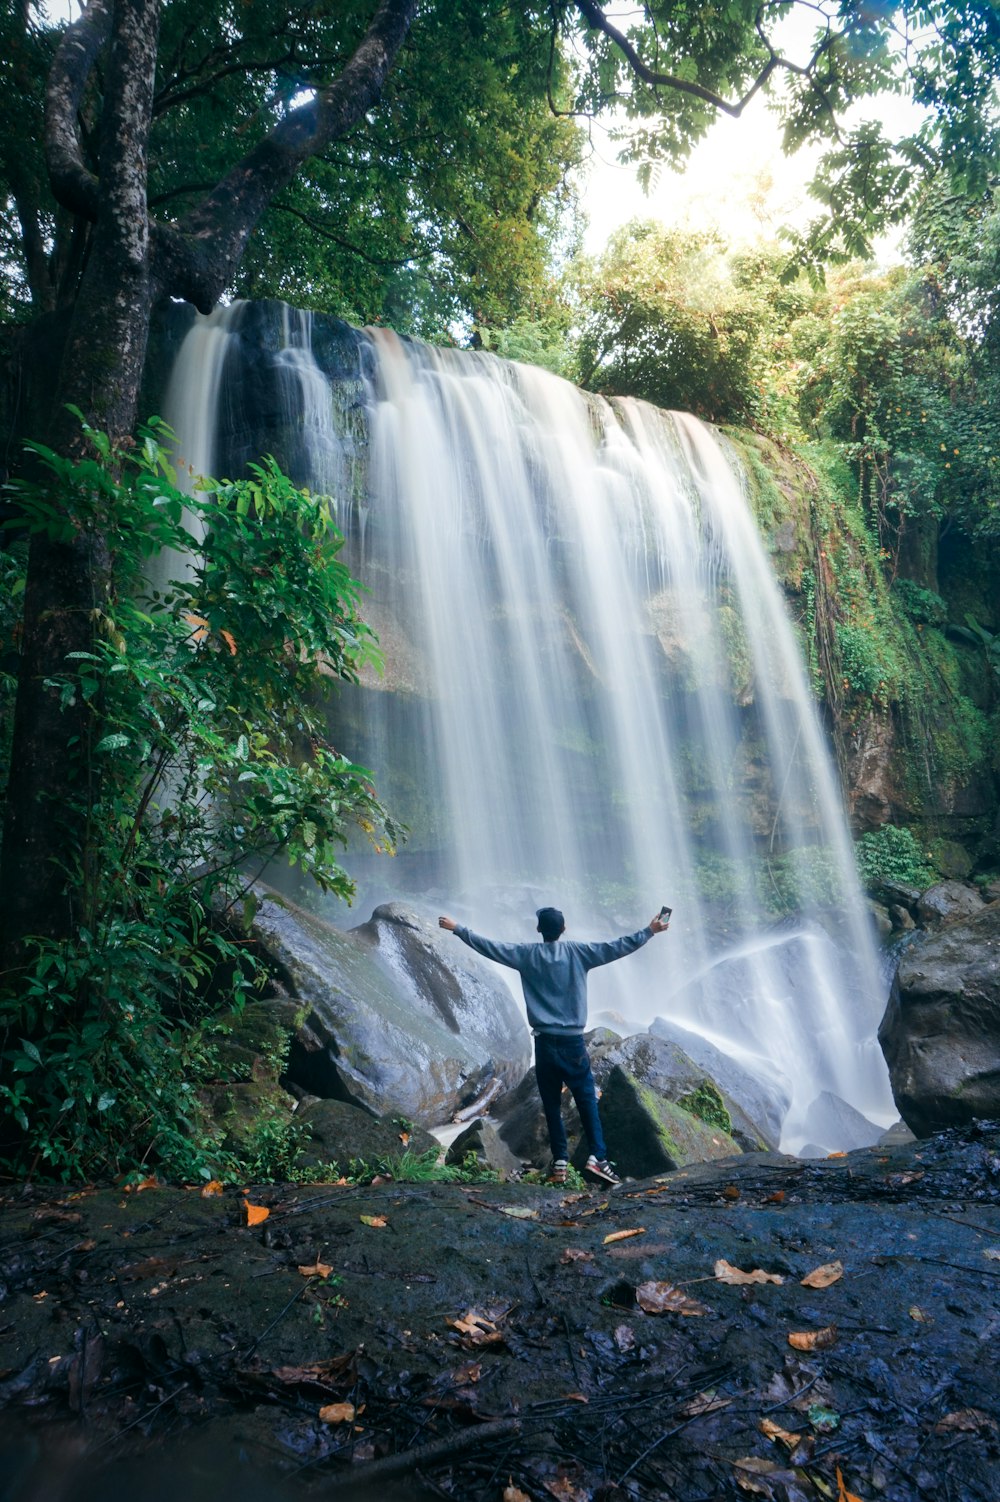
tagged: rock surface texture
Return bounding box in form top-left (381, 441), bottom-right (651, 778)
top-left (880, 899), bottom-right (1000, 1136)
top-left (251, 892), bottom-right (530, 1125)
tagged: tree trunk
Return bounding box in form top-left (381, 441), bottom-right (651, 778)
top-left (0, 0), bottom-right (160, 968)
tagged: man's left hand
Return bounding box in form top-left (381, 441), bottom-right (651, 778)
top-left (649, 913), bottom-right (670, 934)
top-left (438, 915), bottom-right (457, 931)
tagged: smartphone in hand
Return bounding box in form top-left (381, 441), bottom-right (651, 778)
top-left (658, 905), bottom-right (672, 921)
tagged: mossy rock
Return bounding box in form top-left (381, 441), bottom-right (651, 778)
top-left (294, 1097), bottom-right (437, 1173)
top-left (583, 1065), bottom-right (741, 1178)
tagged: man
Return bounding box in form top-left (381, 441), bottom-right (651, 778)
top-left (438, 906), bottom-right (670, 1185)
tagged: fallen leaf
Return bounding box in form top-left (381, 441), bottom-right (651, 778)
top-left (446, 1309), bottom-right (505, 1346)
top-left (636, 1280), bottom-right (711, 1316)
top-left (452, 1361), bottom-right (481, 1386)
top-left (732, 1455), bottom-right (781, 1494)
top-left (909, 1305), bottom-right (933, 1323)
top-left (827, 1151), bottom-right (848, 1159)
top-left (298, 1261), bottom-right (334, 1278)
top-left (561, 1247), bottom-right (593, 1265)
top-left (603, 1227), bottom-right (645, 1245)
top-left (933, 1407), bottom-right (998, 1434)
top-left (398, 1131), bottom-right (410, 1147)
top-left (983, 1248), bottom-right (1000, 1262)
top-left (759, 1417), bottom-right (802, 1448)
top-left (562, 1391), bottom-right (589, 1402)
top-left (242, 1199), bottom-right (269, 1226)
top-left (134, 1176), bottom-right (160, 1192)
top-left (715, 1258), bottom-right (784, 1286)
top-left (359, 1214), bottom-right (387, 1228)
top-left (681, 1390), bottom-right (731, 1418)
top-left (318, 1401), bottom-right (355, 1424)
top-left (613, 1323), bottom-right (635, 1352)
top-left (836, 1464), bottom-right (866, 1502)
top-left (800, 1260), bottom-right (843, 1289)
top-left (271, 1353), bottom-right (356, 1387)
top-left (722, 1184), bottom-right (740, 1200)
top-left (504, 1486), bottom-right (531, 1502)
top-left (500, 1206), bottom-right (539, 1220)
top-left (763, 1190), bottom-right (785, 1205)
top-left (201, 1180), bottom-right (224, 1198)
top-left (543, 1476), bottom-right (588, 1502)
top-left (788, 1325), bottom-right (837, 1351)
top-left (807, 1402), bottom-right (840, 1432)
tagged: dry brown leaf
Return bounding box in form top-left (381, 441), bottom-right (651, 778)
top-left (446, 1309), bottom-right (505, 1347)
top-left (271, 1353), bottom-right (356, 1387)
top-left (909, 1305), bottom-right (933, 1323)
top-left (827, 1151), bottom-right (848, 1159)
top-left (242, 1199), bottom-right (270, 1226)
top-left (603, 1227), bottom-right (645, 1245)
top-left (722, 1184), bottom-right (741, 1201)
top-left (759, 1417), bottom-right (802, 1448)
top-left (562, 1392), bottom-right (589, 1403)
top-left (543, 1476), bottom-right (588, 1502)
top-left (451, 1361), bottom-right (481, 1386)
top-left (560, 1247), bottom-right (593, 1264)
top-left (836, 1464), bottom-right (865, 1502)
top-left (800, 1260), bottom-right (843, 1289)
top-left (732, 1456), bottom-right (781, 1494)
top-left (636, 1280), bottom-right (711, 1316)
top-left (133, 1176), bottom-right (160, 1193)
top-left (318, 1401), bottom-right (356, 1425)
top-left (787, 1325), bottom-right (837, 1351)
top-left (359, 1214), bottom-right (387, 1228)
top-left (763, 1190), bottom-right (785, 1205)
top-left (933, 1407), bottom-right (998, 1434)
top-left (715, 1258), bottom-right (784, 1286)
top-left (504, 1486), bottom-right (532, 1502)
top-left (398, 1131), bottom-right (410, 1146)
top-left (201, 1179), bottom-right (224, 1198)
top-left (298, 1261), bottom-right (334, 1278)
top-left (219, 628), bottom-right (237, 655)
top-left (681, 1390), bottom-right (730, 1418)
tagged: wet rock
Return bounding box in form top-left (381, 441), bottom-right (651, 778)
top-left (868, 900), bottom-right (893, 938)
top-left (445, 1119), bottom-right (522, 1177)
top-left (589, 1033), bottom-right (773, 1151)
top-left (799, 1090), bottom-right (883, 1153)
top-left (491, 1067), bottom-right (580, 1166)
top-left (916, 880), bottom-right (985, 926)
top-left (251, 889), bottom-right (530, 1125)
top-left (879, 902), bottom-right (1000, 1135)
top-left (889, 903), bottom-right (916, 932)
top-left (648, 1017), bottom-right (788, 1146)
top-left (583, 1064), bottom-right (741, 1176)
top-left (294, 1098), bottom-right (437, 1173)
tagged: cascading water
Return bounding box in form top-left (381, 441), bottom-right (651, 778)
top-left (163, 304), bottom-right (896, 1152)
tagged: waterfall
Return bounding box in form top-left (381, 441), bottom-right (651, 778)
top-left (164, 305), bottom-right (896, 1153)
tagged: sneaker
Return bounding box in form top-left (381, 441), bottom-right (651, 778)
top-left (584, 1155), bottom-right (620, 1186)
top-left (548, 1159), bottom-right (569, 1185)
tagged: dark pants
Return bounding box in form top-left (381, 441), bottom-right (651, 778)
top-left (534, 1032), bottom-right (606, 1162)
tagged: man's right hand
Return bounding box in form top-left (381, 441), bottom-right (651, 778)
top-left (438, 915), bottom-right (457, 931)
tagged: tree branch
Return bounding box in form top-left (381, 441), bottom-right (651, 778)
top-left (45, 0), bottom-right (112, 221)
top-left (271, 200), bottom-right (419, 268)
top-left (152, 0), bottom-right (418, 310)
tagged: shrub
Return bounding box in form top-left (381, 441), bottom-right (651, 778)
top-left (854, 825), bottom-right (936, 890)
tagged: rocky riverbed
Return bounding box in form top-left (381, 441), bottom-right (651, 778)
top-left (2, 1123), bottom-right (999, 1502)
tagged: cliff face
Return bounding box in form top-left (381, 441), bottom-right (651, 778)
top-left (726, 428), bottom-right (999, 868)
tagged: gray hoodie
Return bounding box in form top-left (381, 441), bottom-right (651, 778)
top-left (453, 925), bottom-right (653, 1035)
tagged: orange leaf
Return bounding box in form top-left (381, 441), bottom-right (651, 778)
top-left (398, 1131), bottom-right (410, 1146)
top-left (827, 1150), bottom-right (848, 1159)
top-left (603, 1227), bottom-right (645, 1245)
top-left (360, 1214), bottom-right (387, 1228)
top-left (836, 1463), bottom-right (866, 1502)
top-left (219, 628), bottom-right (237, 655)
top-left (800, 1260), bottom-right (843, 1289)
top-left (763, 1190), bottom-right (785, 1205)
top-left (504, 1487), bottom-right (531, 1502)
top-left (318, 1402), bottom-right (356, 1425)
top-left (201, 1179), bottom-right (224, 1197)
top-left (562, 1391), bottom-right (589, 1402)
top-left (788, 1325), bottom-right (837, 1351)
top-left (298, 1261), bottom-right (334, 1278)
top-left (242, 1198), bottom-right (270, 1226)
top-left (759, 1417), bottom-right (802, 1448)
top-left (636, 1280), bottom-right (710, 1317)
top-left (715, 1258), bottom-right (783, 1286)
top-left (561, 1247), bottom-right (593, 1264)
top-left (722, 1184), bottom-right (740, 1201)
top-left (183, 612), bottom-right (210, 642)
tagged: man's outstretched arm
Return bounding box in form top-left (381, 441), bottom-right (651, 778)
top-left (438, 915), bottom-right (529, 969)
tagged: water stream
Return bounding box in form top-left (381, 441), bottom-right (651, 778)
top-left (164, 305), bottom-right (896, 1151)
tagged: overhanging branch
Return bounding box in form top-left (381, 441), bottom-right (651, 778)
top-left (45, 0), bottom-right (112, 220)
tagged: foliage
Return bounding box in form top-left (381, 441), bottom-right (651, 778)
top-left (0, 420), bottom-right (397, 1182)
top-left (574, 224), bottom-right (808, 426)
top-left (677, 1081), bottom-right (732, 1134)
top-left (854, 825), bottom-right (936, 891)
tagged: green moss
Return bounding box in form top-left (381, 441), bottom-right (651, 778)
top-left (677, 1080), bottom-right (733, 1133)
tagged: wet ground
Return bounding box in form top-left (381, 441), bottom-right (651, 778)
top-left (2, 1122), bottom-right (999, 1501)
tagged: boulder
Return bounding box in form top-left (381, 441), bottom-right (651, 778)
top-left (250, 890), bottom-right (530, 1125)
top-left (294, 1098), bottom-right (437, 1174)
top-left (799, 1090), bottom-right (884, 1154)
top-left (491, 1067), bottom-right (581, 1165)
top-left (916, 881), bottom-right (985, 927)
top-left (578, 1065), bottom-right (740, 1177)
top-left (445, 1119), bottom-right (522, 1177)
top-left (879, 903), bottom-right (1000, 1136)
top-left (648, 1018), bottom-right (788, 1146)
